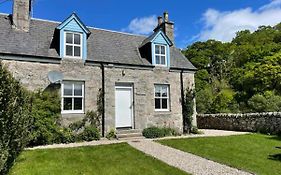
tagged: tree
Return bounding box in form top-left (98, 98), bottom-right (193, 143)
top-left (0, 62), bottom-right (32, 174)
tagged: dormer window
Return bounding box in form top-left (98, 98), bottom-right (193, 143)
top-left (65, 32), bottom-right (82, 58)
top-left (155, 44), bottom-right (167, 66)
top-left (57, 13), bottom-right (91, 60)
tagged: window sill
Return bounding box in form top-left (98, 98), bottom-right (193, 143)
top-left (61, 111), bottom-right (84, 114)
top-left (155, 109), bottom-right (170, 112)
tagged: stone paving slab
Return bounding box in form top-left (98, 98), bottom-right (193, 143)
top-left (128, 140), bottom-right (254, 175)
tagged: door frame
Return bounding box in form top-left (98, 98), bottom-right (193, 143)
top-left (115, 83), bottom-right (134, 129)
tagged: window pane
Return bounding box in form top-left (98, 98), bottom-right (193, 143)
top-left (155, 45), bottom-right (160, 54)
top-left (162, 86), bottom-right (168, 97)
top-left (155, 98), bottom-right (161, 109)
top-left (64, 84), bottom-right (72, 96)
top-left (155, 85), bottom-right (161, 97)
top-left (161, 46), bottom-right (165, 54)
top-left (63, 98), bottom-right (72, 110)
top-left (162, 99), bottom-right (168, 109)
top-left (74, 34), bottom-right (81, 45)
top-left (66, 33), bottom-right (73, 44)
top-left (74, 98), bottom-right (83, 110)
top-left (74, 46), bottom-right (81, 57)
top-left (155, 56), bottom-right (160, 64)
top-left (74, 84), bottom-right (82, 96)
top-left (161, 56), bottom-right (166, 65)
top-left (66, 45), bottom-right (73, 56)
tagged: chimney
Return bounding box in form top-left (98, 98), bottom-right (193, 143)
top-left (157, 16), bottom-right (163, 26)
top-left (12, 0), bottom-right (31, 32)
top-left (154, 11), bottom-right (175, 45)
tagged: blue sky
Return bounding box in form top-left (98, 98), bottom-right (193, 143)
top-left (1, 0), bottom-right (281, 48)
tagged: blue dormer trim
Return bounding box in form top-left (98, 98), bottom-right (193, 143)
top-left (151, 30), bottom-right (171, 67)
top-left (56, 13), bottom-right (90, 60)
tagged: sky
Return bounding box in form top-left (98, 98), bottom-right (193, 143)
top-left (1, 0), bottom-right (281, 48)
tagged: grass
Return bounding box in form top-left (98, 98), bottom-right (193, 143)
top-left (158, 134), bottom-right (281, 175)
top-left (9, 143), bottom-right (188, 175)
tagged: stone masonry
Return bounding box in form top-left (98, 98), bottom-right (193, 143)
top-left (197, 112), bottom-right (281, 134)
top-left (2, 59), bottom-right (195, 134)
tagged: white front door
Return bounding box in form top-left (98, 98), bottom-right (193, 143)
top-left (115, 85), bottom-right (133, 128)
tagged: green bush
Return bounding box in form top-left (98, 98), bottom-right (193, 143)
top-left (28, 90), bottom-right (63, 146)
top-left (106, 129), bottom-right (116, 140)
top-left (142, 127), bottom-right (165, 138)
top-left (142, 127), bottom-right (179, 138)
top-left (0, 62), bottom-right (32, 174)
top-left (78, 126), bottom-right (100, 141)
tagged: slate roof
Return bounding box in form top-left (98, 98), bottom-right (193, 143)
top-left (0, 13), bottom-right (196, 70)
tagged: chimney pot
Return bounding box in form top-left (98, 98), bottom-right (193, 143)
top-left (164, 11), bottom-right (169, 22)
top-left (157, 16), bottom-right (163, 26)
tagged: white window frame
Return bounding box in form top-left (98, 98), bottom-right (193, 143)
top-left (154, 44), bottom-right (167, 66)
top-left (154, 84), bottom-right (170, 111)
top-left (64, 32), bottom-right (83, 59)
top-left (61, 81), bottom-right (84, 114)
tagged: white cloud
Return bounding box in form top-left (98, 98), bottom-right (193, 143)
top-left (122, 15), bottom-right (157, 35)
top-left (197, 0), bottom-right (281, 42)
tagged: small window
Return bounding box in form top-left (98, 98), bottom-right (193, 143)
top-left (155, 44), bottom-right (166, 66)
top-left (154, 84), bottom-right (169, 111)
top-left (62, 81), bottom-right (84, 113)
top-left (64, 32), bottom-right (82, 58)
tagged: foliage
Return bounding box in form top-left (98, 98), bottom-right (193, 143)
top-left (184, 23), bottom-right (281, 113)
top-left (77, 126), bottom-right (100, 141)
top-left (29, 89), bottom-right (101, 146)
top-left (106, 129), bottom-right (116, 140)
top-left (69, 111), bottom-right (101, 132)
top-left (10, 143), bottom-right (188, 175)
top-left (248, 91), bottom-right (281, 112)
top-left (142, 126), bottom-right (178, 138)
top-left (0, 62), bottom-right (32, 174)
top-left (182, 88), bottom-right (195, 134)
top-left (159, 134), bottom-right (281, 175)
top-left (190, 126), bottom-right (204, 134)
top-left (28, 89), bottom-right (63, 146)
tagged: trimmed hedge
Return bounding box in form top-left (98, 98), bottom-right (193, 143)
top-left (142, 127), bottom-right (179, 138)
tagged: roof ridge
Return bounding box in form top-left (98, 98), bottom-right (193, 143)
top-left (31, 16), bottom-right (147, 38)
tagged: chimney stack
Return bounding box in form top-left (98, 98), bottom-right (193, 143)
top-left (157, 16), bottom-right (163, 26)
top-left (12, 0), bottom-right (31, 32)
top-left (154, 11), bottom-right (175, 45)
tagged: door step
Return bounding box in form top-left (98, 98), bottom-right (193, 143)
top-left (116, 129), bottom-right (143, 139)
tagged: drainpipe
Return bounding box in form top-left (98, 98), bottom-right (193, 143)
top-left (180, 70), bottom-right (186, 134)
top-left (101, 63), bottom-right (105, 137)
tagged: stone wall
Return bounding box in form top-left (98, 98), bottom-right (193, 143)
top-left (197, 112), bottom-right (281, 134)
top-left (2, 58), bottom-right (196, 134)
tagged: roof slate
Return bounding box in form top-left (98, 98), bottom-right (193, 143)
top-left (0, 14), bottom-right (196, 70)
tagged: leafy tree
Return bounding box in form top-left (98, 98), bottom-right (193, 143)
top-left (184, 22), bottom-right (281, 113)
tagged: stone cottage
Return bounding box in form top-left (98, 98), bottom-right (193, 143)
top-left (0, 0), bottom-right (197, 136)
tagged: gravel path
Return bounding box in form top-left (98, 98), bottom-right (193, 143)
top-left (128, 140), bottom-right (253, 175)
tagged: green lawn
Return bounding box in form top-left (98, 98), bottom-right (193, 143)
top-left (158, 134), bottom-right (281, 175)
top-left (9, 143), bottom-right (188, 175)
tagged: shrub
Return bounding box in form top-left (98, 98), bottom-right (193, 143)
top-left (78, 126), bottom-right (100, 141)
top-left (0, 62), bottom-right (32, 174)
top-left (106, 129), bottom-right (116, 140)
top-left (190, 126), bottom-right (204, 134)
top-left (142, 127), bottom-right (165, 138)
top-left (28, 89), bottom-right (62, 146)
top-left (183, 88), bottom-right (195, 134)
top-left (142, 127), bottom-right (179, 138)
